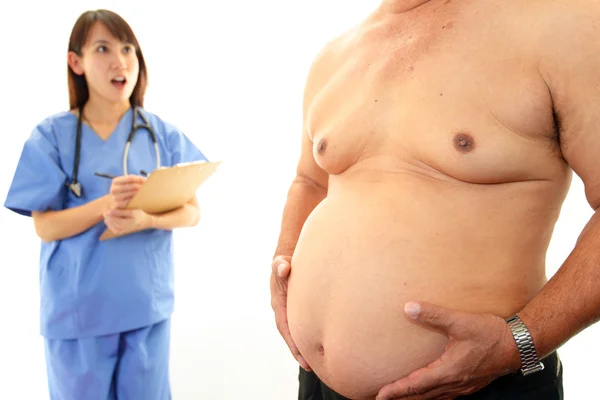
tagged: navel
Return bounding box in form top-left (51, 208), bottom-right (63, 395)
top-left (453, 132), bottom-right (475, 153)
top-left (317, 138), bottom-right (328, 154)
top-left (317, 344), bottom-right (325, 356)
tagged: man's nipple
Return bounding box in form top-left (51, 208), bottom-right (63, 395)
top-left (453, 132), bottom-right (475, 153)
top-left (317, 138), bottom-right (328, 154)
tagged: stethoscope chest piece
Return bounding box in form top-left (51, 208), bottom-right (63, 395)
top-left (68, 181), bottom-right (82, 198)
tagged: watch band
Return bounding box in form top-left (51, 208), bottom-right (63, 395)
top-left (506, 314), bottom-right (545, 376)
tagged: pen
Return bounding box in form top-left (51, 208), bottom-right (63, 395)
top-left (94, 172), bottom-right (116, 179)
top-left (94, 170), bottom-right (149, 179)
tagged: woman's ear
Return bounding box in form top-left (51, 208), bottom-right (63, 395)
top-left (67, 51), bottom-right (84, 75)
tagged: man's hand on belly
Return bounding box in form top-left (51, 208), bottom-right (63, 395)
top-left (376, 301), bottom-right (522, 400)
top-left (270, 255), bottom-right (311, 372)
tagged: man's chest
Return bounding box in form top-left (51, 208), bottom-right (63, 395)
top-left (306, 12), bottom-right (561, 183)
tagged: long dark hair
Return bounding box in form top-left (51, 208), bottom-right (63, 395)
top-left (67, 9), bottom-right (148, 110)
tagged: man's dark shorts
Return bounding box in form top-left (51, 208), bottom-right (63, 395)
top-left (298, 351), bottom-right (563, 400)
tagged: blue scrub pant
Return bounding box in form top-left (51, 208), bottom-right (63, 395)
top-left (44, 318), bottom-right (171, 400)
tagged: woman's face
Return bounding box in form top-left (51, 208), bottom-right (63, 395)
top-left (69, 22), bottom-right (140, 107)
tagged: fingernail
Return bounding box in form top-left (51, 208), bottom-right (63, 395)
top-left (277, 263), bottom-right (286, 276)
top-left (405, 302), bottom-right (421, 319)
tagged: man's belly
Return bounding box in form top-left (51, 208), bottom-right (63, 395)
top-left (287, 175), bottom-right (554, 400)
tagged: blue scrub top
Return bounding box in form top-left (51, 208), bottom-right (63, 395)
top-left (4, 108), bottom-right (208, 340)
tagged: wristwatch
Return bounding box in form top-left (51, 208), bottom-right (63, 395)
top-left (506, 314), bottom-right (545, 375)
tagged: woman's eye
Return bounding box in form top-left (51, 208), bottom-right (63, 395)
top-left (123, 45), bottom-right (134, 54)
top-left (97, 45), bottom-right (107, 53)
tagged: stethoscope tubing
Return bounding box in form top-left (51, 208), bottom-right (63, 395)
top-left (67, 106), bottom-right (161, 197)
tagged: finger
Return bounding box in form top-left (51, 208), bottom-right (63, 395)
top-left (112, 195), bottom-right (135, 207)
top-left (108, 208), bottom-right (134, 218)
top-left (103, 217), bottom-right (122, 233)
top-left (111, 184), bottom-right (144, 196)
top-left (112, 193), bottom-right (135, 203)
top-left (113, 189), bottom-right (137, 198)
top-left (274, 304), bottom-right (311, 371)
top-left (272, 255), bottom-right (291, 265)
top-left (111, 190), bottom-right (137, 199)
top-left (272, 259), bottom-right (291, 279)
top-left (105, 211), bottom-right (133, 222)
top-left (404, 302), bottom-right (459, 333)
top-left (377, 388), bottom-right (451, 400)
top-left (381, 387), bottom-right (460, 400)
top-left (113, 200), bottom-right (131, 209)
top-left (112, 175), bottom-right (145, 185)
top-left (112, 184), bottom-right (142, 194)
top-left (270, 256), bottom-right (307, 370)
top-left (110, 177), bottom-right (144, 190)
top-left (377, 360), bottom-right (445, 400)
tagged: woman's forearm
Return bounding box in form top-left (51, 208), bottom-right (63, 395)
top-left (148, 197), bottom-right (200, 231)
top-left (32, 195), bottom-right (110, 242)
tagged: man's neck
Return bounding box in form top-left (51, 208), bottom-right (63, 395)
top-left (380, 0), bottom-right (433, 13)
top-left (83, 96), bottom-right (131, 124)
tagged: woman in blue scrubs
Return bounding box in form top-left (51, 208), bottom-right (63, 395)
top-left (3, 9), bottom-right (207, 400)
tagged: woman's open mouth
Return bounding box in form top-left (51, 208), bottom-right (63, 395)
top-left (111, 76), bottom-right (127, 90)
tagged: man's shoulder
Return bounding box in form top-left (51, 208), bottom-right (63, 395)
top-left (531, 0), bottom-right (600, 66)
top-left (303, 24), bottom-right (361, 99)
top-left (533, 0), bottom-right (600, 35)
top-left (309, 23), bottom-right (360, 70)
top-left (542, 0), bottom-right (600, 14)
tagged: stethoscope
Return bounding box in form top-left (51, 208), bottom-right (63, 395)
top-left (66, 106), bottom-right (161, 198)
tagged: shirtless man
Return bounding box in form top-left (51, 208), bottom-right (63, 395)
top-left (270, 0), bottom-right (600, 399)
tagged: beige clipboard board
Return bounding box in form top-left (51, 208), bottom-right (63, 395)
top-left (100, 160), bottom-right (221, 241)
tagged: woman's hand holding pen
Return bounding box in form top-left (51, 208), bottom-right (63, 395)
top-left (103, 175), bottom-right (152, 234)
top-left (107, 175), bottom-right (146, 209)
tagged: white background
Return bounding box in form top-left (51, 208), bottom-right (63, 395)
top-left (0, 1), bottom-right (598, 399)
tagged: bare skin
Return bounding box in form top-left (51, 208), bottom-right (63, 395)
top-left (32, 175), bottom-right (200, 242)
top-left (271, 0), bottom-right (600, 399)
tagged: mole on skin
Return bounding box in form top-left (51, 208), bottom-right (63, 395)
top-left (317, 138), bottom-right (328, 154)
top-left (453, 133), bottom-right (475, 153)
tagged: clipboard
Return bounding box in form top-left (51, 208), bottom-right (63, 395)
top-left (100, 160), bottom-right (221, 241)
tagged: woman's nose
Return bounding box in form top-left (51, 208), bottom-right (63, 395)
top-left (111, 53), bottom-right (128, 70)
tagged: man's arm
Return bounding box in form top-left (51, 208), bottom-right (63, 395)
top-left (270, 40), bottom-right (334, 371)
top-left (273, 141), bottom-right (329, 258)
top-left (273, 39), bottom-right (339, 257)
top-left (517, 0), bottom-right (600, 358)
